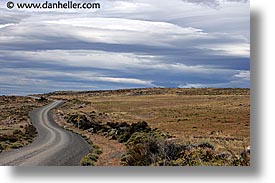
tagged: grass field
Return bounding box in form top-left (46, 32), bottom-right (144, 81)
top-left (0, 88), bottom-right (250, 165)
top-left (48, 88), bottom-right (250, 154)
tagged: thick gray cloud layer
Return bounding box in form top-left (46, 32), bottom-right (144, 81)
top-left (0, 0), bottom-right (250, 95)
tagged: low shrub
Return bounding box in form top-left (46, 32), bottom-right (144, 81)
top-left (80, 144), bottom-right (103, 166)
top-left (80, 155), bottom-right (95, 166)
top-left (121, 132), bottom-right (250, 166)
top-left (121, 132), bottom-right (164, 166)
top-left (24, 124), bottom-right (37, 138)
top-left (0, 124), bottom-right (37, 152)
top-left (94, 148), bottom-right (103, 155)
top-left (13, 129), bottom-right (23, 135)
top-left (66, 112), bottom-right (250, 166)
top-left (10, 142), bottom-right (24, 149)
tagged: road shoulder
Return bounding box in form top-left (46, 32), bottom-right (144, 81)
top-left (52, 109), bottom-right (125, 166)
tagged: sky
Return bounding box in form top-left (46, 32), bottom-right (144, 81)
top-left (0, 0), bottom-right (250, 95)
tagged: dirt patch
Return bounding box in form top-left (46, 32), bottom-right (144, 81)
top-left (90, 134), bottom-right (125, 166)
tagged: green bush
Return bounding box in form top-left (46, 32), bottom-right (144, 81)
top-left (10, 142), bottom-right (24, 149)
top-left (80, 155), bottom-right (95, 166)
top-left (94, 148), bottom-right (103, 155)
top-left (80, 144), bottom-right (103, 166)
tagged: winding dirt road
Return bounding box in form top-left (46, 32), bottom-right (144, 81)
top-left (0, 100), bottom-right (89, 166)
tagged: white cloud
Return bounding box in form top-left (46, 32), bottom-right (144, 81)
top-left (0, 17), bottom-right (207, 48)
top-left (45, 18), bottom-right (202, 34)
top-left (200, 43), bottom-right (250, 57)
top-left (105, 1), bottom-right (152, 13)
top-left (181, 0), bottom-right (249, 8)
top-left (234, 70), bottom-right (250, 80)
top-left (0, 0), bottom-right (250, 94)
top-left (91, 77), bottom-right (153, 85)
top-left (0, 23), bottom-right (16, 29)
top-left (0, 16), bottom-right (248, 57)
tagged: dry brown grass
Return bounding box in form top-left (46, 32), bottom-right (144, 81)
top-left (49, 88), bottom-right (250, 154)
top-left (0, 96), bottom-right (48, 133)
top-left (90, 134), bottom-right (125, 166)
top-left (0, 96), bottom-right (49, 151)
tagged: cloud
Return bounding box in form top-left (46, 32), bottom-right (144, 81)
top-left (1, 17), bottom-right (208, 49)
top-left (0, 24), bottom-right (15, 29)
top-left (0, 10), bottom-right (29, 25)
top-left (199, 43), bottom-right (250, 57)
top-left (234, 70), bottom-right (250, 80)
top-left (0, 48), bottom-right (248, 91)
top-left (0, 16), bottom-right (249, 57)
top-left (179, 70), bottom-right (250, 88)
top-left (0, 0), bottom-right (250, 95)
top-left (181, 0), bottom-right (249, 8)
top-left (0, 49), bottom-right (245, 74)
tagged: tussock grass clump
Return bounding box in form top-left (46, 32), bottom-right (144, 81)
top-left (0, 124), bottom-right (37, 152)
top-left (121, 132), bottom-right (250, 166)
top-left (64, 109), bottom-right (250, 166)
top-left (80, 155), bottom-right (96, 166)
top-left (121, 132), bottom-right (183, 166)
top-left (80, 144), bottom-right (103, 166)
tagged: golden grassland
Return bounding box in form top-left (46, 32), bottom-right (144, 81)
top-left (48, 88), bottom-right (250, 154)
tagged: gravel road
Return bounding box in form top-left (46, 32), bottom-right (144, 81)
top-left (0, 100), bottom-right (89, 166)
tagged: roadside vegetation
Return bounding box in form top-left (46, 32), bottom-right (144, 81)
top-left (0, 96), bottom-right (49, 152)
top-left (63, 113), bottom-right (250, 166)
top-left (50, 88), bottom-right (250, 166)
top-left (80, 144), bottom-right (103, 166)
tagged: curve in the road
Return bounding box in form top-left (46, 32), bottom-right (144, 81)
top-left (0, 100), bottom-right (89, 166)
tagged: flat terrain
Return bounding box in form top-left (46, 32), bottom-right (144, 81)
top-left (0, 88), bottom-right (250, 166)
top-left (0, 101), bottom-right (89, 166)
top-left (48, 88), bottom-right (250, 153)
